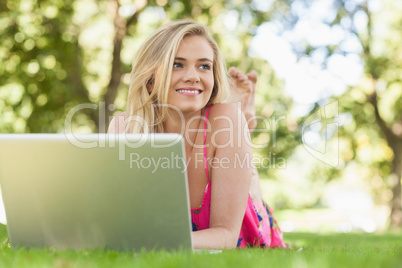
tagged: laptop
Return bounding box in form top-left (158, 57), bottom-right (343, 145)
top-left (0, 133), bottom-right (193, 251)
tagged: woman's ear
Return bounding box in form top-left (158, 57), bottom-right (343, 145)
top-left (146, 76), bottom-right (154, 93)
top-left (147, 84), bottom-right (153, 93)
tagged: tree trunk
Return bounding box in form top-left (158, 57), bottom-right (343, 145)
top-left (390, 143), bottom-right (402, 228)
top-left (101, 0), bottom-right (126, 132)
top-left (102, 0), bottom-right (145, 132)
top-left (369, 89), bottom-right (402, 228)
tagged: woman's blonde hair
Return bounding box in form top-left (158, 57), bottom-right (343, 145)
top-left (126, 20), bottom-right (230, 133)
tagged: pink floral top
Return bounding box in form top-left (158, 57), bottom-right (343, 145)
top-left (190, 105), bottom-right (287, 248)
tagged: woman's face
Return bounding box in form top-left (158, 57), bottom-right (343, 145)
top-left (167, 35), bottom-right (214, 115)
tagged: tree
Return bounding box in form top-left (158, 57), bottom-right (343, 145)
top-left (343, 0), bottom-right (402, 227)
top-left (281, 0), bottom-right (402, 227)
top-left (1, 0), bottom-right (293, 131)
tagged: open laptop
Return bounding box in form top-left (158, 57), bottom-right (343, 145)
top-left (0, 134), bottom-right (193, 251)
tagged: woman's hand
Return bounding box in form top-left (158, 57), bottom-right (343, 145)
top-left (228, 67), bottom-right (257, 132)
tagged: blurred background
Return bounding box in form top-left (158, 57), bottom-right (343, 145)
top-left (0, 0), bottom-right (401, 233)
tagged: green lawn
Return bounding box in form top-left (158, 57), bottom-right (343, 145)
top-left (0, 224), bottom-right (401, 268)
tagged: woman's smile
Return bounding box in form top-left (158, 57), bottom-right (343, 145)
top-left (176, 87), bottom-right (203, 96)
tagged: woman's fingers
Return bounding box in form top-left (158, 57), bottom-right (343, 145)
top-left (228, 67), bottom-right (257, 132)
top-left (246, 70), bottom-right (258, 84)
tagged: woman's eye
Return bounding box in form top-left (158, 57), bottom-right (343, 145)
top-left (173, 62), bottom-right (182, 68)
top-left (200, 64), bottom-right (211, 70)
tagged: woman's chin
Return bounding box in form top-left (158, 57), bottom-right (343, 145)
top-left (168, 103), bottom-right (206, 116)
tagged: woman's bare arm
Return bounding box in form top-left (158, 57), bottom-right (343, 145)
top-left (192, 104), bottom-right (253, 249)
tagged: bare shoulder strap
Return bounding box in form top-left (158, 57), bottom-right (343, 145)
top-left (203, 105), bottom-right (212, 183)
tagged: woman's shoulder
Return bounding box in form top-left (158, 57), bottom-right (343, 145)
top-left (207, 103), bottom-right (246, 125)
top-left (107, 111), bottom-right (128, 133)
top-left (206, 103), bottom-right (248, 145)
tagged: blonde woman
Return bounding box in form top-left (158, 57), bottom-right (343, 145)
top-left (108, 20), bottom-right (286, 249)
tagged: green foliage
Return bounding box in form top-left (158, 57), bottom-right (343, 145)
top-left (0, 0), bottom-right (100, 133)
top-left (270, 0), bottom-right (402, 221)
top-left (0, 0), bottom-right (295, 134)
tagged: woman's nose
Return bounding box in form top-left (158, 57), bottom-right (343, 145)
top-left (182, 66), bottom-right (200, 83)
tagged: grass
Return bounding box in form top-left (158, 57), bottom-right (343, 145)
top-left (0, 224), bottom-right (401, 268)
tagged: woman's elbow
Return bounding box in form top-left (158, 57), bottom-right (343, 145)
top-left (222, 227), bottom-right (241, 249)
